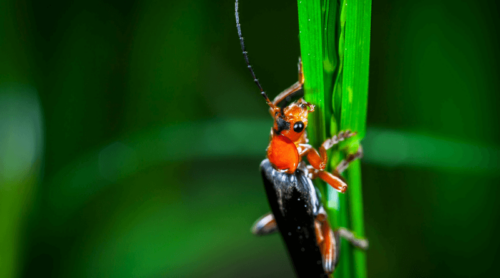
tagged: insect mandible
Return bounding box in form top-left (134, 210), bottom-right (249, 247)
top-left (235, 1), bottom-right (368, 277)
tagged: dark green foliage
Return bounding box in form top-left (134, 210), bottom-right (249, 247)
top-left (1, 1), bottom-right (500, 278)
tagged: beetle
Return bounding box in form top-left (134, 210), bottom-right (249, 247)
top-left (235, 1), bottom-right (367, 277)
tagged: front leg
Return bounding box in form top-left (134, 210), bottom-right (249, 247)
top-left (306, 130), bottom-right (357, 171)
top-left (297, 143), bottom-right (313, 157)
top-left (268, 58), bottom-right (305, 116)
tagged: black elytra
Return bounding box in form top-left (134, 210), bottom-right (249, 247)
top-left (260, 159), bottom-right (329, 278)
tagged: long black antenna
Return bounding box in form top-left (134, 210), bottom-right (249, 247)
top-left (235, 0), bottom-right (272, 105)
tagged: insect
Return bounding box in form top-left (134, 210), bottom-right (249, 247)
top-left (235, 1), bottom-right (368, 277)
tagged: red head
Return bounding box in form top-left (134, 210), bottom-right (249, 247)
top-left (267, 99), bottom-right (315, 173)
top-left (272, 98), bottom-right (315, 143)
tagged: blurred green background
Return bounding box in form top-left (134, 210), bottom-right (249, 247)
top-left (1, 0), bottom-right (499, 277)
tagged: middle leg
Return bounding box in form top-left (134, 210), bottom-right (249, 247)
top-left (307, 166), bottom-right (348, 193)
top-left (306, 131), bottom-right (362, 193)
top-left (251, 212), bottom-right (277, 236)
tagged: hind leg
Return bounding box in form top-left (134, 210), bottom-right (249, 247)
top-left (320, 219), bottom-right (338, 273)
top-left (251, 212), bottom-right (277, 236)
top-left (314, 214), bottom-right (369, 274)
top-left (314, 213), bottom-right (339, 274)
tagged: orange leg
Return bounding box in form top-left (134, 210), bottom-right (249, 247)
top-left (305, 131), bottom-right (360, 193)
top-left (251, 212), bottom-right (277, 236)
top-left (314, 215), bottom-right (368, 275)
top-left (314, 215), bottom-right (337, 274)
top-left (322, 220), bottom-right (336, 274)
top-left (318, 171), bottom-right (347, 193)
top-left (307, 166), bottom-right (347, 193)
top-left (306, 148), bottom-right (326, 170)
top-left (306, 130), bottom-right (357, 171)
top-left (268, 58), bottom-right (304, 116)
top-left (315, 220), bottom-right (324, 245)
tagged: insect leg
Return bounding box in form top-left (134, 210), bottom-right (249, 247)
top-left (251, 212), bottom-right (277, 236)
top-left (336, 145), bottom-right (363, 174)
top-left (314, 220), bottom-right (324, 245)
top-left (307, 166), bottom-right (347, 193)
top-left (306, 130), bottom-right (357, 171)
top-left (321, 130), bottom-right (357, 151)
top-left (317, 171), bottom-right (348, 193)
top-left (314, 213), bottom-right (338, 274)
top-left (337, 227), bottom-right (369, 250)
top-left (269, 58), bottom-right (304, 112)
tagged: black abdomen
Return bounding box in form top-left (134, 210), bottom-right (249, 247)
top-left (260, 159), bottom-right (328, 278)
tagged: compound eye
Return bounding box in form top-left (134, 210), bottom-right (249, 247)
top-left (293, 121), bottom-right (304, 133)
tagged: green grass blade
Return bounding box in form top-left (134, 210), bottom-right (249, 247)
top-left (297, 0), bottom-right (325, 146)
top-left (299, 0), bottom-right (371, 277)
top-left (341, 0), bottom-right (372, 140)
top-left (298, 0), bottom-right (343, 243)
top-left (340, 1), bottom-right (372, 278)
top-left (347, 160), bottom-right (366, 278)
